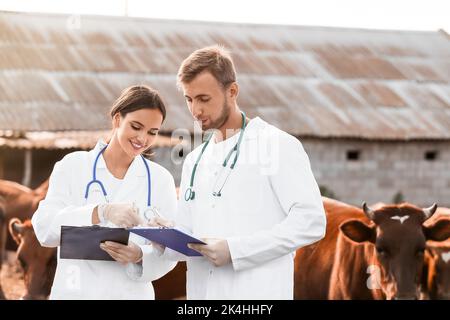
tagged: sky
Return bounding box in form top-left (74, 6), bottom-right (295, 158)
top-left (0, 0), bottom-right (449, 32)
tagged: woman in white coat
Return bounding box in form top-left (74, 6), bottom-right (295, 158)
top-left (31, 85), bottom-right (177, 299)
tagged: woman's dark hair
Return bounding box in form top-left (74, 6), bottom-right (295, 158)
top-left (110, 85), bottom-right (166, 122)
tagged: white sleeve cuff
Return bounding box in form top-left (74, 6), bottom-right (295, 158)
top-left (126, 244), bottom-right (177, 282)
top-left (226, 237), bottom-right (247, 271)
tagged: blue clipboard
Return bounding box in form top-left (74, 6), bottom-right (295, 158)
top-left (130, 227), bottom-right (206, 256)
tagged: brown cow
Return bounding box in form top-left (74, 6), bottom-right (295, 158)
top-left (423, 242), bottom-right (450, 299)
top-left (0, 179), bottom-right (49, 252)
top-left (422, 208), bottom-right (450, 300)
top-left (8, 218), bottom-right (56, 299)
top-left (294, 197), bottom-right (360, 299)
top-left (0, 179), bottom-right (48, 223)
top-left (0, 179), bottom-right (49, 299)
top-left (329, 202), bottom-right (450, 299)
top-left (295, 199), bottom-right (450, 300)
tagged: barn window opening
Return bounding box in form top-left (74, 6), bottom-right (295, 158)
top-left (424, 150), bottom-right (438, 161)
top-left (346, 150), bottom-right (360, 161)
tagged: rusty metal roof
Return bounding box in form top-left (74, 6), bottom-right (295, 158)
top-left (0, 130), bottom-right (178, 149)
top-left (0, 11), bottom-right (449, 140)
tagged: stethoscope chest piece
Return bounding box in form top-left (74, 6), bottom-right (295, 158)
top-left (143, 207), bottom-right (161, 221)
top-left (184, 187), bottom-right (195, 201)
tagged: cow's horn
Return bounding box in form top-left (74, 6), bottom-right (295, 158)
top-left (423, 203), bottom-right (437, 220)
top-left (362, 202), bottom-right (375, 220)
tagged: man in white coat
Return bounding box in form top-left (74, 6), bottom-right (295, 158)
top-left (157, 45), bottom-right (326, 299)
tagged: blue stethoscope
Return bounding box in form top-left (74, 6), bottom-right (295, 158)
top-left (184, 111), bottom-right (247, 201)
top-left (84, 145), bottom-right (157, 221)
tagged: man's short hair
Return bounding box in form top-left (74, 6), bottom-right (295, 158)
top-left (177, 45), bottom-right (237, 89)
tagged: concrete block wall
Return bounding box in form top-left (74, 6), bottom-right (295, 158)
top-left (151, 138), bottom-right (450, 208)
top-left (301, 138), bottom-right (450, 207)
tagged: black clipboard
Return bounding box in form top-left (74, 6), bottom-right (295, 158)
top-left (60, 225), bottom-right (130, 261)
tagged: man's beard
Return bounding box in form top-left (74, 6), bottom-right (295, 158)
top-left (202, 97), bottom-right (230, 131)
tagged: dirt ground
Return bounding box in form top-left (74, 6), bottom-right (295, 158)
top-left (1, 251), bottom-right (25, 300)
top-left (1, 251), bottom-right (186, 300)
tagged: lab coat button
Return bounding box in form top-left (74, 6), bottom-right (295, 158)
top-left (211, 204), bottom-right (215, 209)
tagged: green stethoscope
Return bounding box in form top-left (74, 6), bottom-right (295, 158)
top-left (184, 111), bottom-right (247, 201)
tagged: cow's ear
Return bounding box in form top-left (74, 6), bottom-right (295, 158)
top-left (424, 219), bottom-right (450, 242)
top-left (340, 219), bottom-right (376, 243)
top-left (8, 218), bottom-right (24, 245)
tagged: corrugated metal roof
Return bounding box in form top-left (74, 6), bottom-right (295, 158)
top-left (0, 130), bottom-right (179, 150)
top-left (0, 11), bottom-right (449, 140)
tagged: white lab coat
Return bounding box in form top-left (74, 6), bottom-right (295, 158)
top-left (167, 117), bottom-right (326, 299)
top-left (32, 140), bottom-right (177, 300)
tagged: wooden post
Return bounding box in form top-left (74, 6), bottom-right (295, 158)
top-left (22, 149), bottom-right (32, 187)
top-left (0, 149), bottom-right (4, 179)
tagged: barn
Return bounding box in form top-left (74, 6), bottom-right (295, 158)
top-left (1, 11), bottom-right (449, 206)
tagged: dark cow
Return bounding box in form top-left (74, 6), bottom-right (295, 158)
top-left (329, 202), bottom-right (450, 299)
top-left (0, 179), bottom-right (49, 299)
top-left (422, 208), bottom-right (450, 299)
top-left (8, 218), bottom-right (56, 299)
top-left (153, 262), bottom-right (186, 299)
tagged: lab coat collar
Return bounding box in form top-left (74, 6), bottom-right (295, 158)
top-left (243, 116), bottom-right (267, 140)
top-left (246, 116), bottom-right (266, 131)
top-left (89, 139), bottom-right (147, 178)
top-left (210, 116), bottom-right (267, 144)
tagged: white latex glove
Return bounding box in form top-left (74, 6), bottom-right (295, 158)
top-left (148, 216), bottom-right (174, 228)
top-left (98, 203), bottom-right (144, 228)
top-left (146, 216), bottom-right (175, 254)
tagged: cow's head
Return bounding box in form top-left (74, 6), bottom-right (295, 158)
top-left (425, 245), bottom-right (450, 300)
top-left (8, 218), bottom-right (56, 300)
top-left (340, 202), bottom-right (450, 300)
